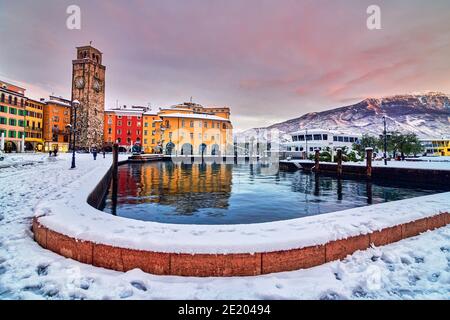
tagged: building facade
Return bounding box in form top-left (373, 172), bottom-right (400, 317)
top-left (103, 110), bottom-right (116, 147)
top-left (0, 80), bottom-right (27, 152)
top-left (104, 106), bottom-right (144, 151)
top-left (144, 102), bottom-right (233, 155)
top-left (157, 103), bottom-right (232, 156)
top-left (142, 111), bottom-right (162, 153)
top-left (42, 96), bottom-right (72, 152)
top-left (71, 45), bottom-right (106, 150)
top-left (25, 98), bottom-right (44, 151)
top-left (105, 102), bottom-right (233, 155)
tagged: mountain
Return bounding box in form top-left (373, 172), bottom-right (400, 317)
top-left (243, 92), bottom-right (450, 139)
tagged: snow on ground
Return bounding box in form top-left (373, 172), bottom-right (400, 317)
top-left (0, 152), bottom-right (48, 168)
top-left (0, 154), bottom-right (449, 299)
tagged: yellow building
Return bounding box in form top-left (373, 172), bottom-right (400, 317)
top-left (24, 98), bottom-right (45, 151)
top-left (422, 138), bottom-right (450, 156)
top-left (142, 102), bottom-right (233, 155)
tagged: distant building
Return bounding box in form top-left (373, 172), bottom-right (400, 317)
top-left (421, 138), bottom-right (450, 156)
top-left (42, 96), bottom-right (72, 152)
top-left (283, 129), bottom-right (361, 159)
top-left (0, 80), bottom-right (27, 152)
top-left (25, 98), bottom-right (45, 151)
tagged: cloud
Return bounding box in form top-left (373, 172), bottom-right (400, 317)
top-left (1, 0), bottom-right (450, 130)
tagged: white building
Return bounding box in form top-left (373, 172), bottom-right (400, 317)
top-left (282, 129), bottom-right (361, 159)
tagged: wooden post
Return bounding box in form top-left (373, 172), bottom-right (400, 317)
top-left (314, 149), bottom-right (320, 172)
top-left (112, 143), bottom-right (119, 173)
top-left (366, 147), bottom-right (373, 178)
top-left (336, 148), bottom-right (342, 176)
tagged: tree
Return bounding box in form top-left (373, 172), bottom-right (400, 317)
top-left (352, 134), bottom-right (379, 159)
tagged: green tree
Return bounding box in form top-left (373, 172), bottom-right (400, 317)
top-left (352, 134), bottom-right (379, 159)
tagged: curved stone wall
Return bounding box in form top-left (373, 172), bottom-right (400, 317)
top-left (33, 213), bottom-right (449, 277)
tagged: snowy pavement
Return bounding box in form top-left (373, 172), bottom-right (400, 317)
top-left (0, 154), bottom-right (449, 299)
top-left (0, 153), bottom-right (48, 168)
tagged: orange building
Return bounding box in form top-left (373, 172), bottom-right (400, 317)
top-left (104, 110), bottom-right (116, 148)
top-left (43, 96), bottom-right (72, 152)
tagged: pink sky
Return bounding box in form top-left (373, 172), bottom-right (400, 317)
top-left (1, 0), bottom-right (449, 130)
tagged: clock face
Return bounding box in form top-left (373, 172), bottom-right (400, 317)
top-left (93, 78), bottom-right (102, 92)
top-left (74, 76), bottom-right (85, 89)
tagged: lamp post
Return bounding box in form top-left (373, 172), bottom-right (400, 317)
top-left (70, 100), bottom-right (80, 169)
top-left (383, 115), bottom-right (387, 166)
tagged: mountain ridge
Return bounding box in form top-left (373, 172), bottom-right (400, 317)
top-left (243, 92), bottom-right (450, 139)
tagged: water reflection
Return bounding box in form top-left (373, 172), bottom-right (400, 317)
top-left (101, 162), bottom-right (447, 225)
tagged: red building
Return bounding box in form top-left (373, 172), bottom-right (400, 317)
top-left (103, 106), bottom-right (146, 151)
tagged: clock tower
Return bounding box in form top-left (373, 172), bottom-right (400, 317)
top-left (71, 45), bottom-right (106, 150)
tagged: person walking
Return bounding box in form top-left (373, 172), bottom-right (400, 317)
top-left (102, 148), bottom-right (106, 158)
top-left (93, 147), bottom-right (98, 160)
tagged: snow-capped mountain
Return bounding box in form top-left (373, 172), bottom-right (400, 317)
top-left (244, 92), bottom-right (450, 139)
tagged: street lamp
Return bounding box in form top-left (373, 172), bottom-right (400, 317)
top-left (383, 115), bottom-right (387, 166)
top-left (70, 99), bottom-right (80, 169)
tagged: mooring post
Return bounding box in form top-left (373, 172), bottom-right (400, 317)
top-left (111, 143), bottom-right (119, 215)
top-left (112, 143), bottom-right (119, 174)
top-left (337, 148), bottom-right (342, 176)
top-left (366, 147), bottom-right (373, 178)
top-left (314, 149), bottom-right (320, 172)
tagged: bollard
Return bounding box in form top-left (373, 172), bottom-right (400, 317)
top-left (366, 147), bottom-right (373, 178)
top-left (337, 178), bottom-right (343, 201)
top-left (314, 149), bottom-right (320, 172)
top-left (336, 148), bottom-right (342, 176)
top-left (112, 143), bottom-right (119, 173)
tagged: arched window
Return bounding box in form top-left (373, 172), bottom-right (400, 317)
top-left (14, 97), bottom-right (17, 105)
top-left (1, 93), bottom-right (4, 102)
top-left (8, 95), bottom-right (12, 104)
top-left (21, 99), bottom-right (24, 107)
